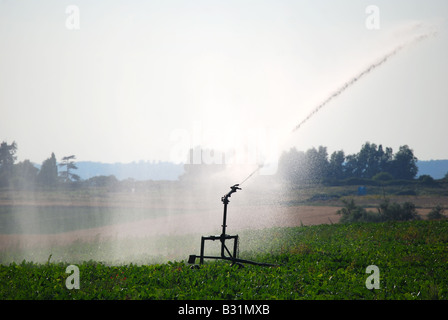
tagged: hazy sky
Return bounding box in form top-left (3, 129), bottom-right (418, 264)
top-left (1, 0), bottom-right (447, 165)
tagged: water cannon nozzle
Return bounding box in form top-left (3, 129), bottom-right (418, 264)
top-left (231, 184), bottom-right (241, 191)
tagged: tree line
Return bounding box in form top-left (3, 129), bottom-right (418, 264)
top-left (0, 140), bottom-right (167, 192)
top-left (0, 140), bottom-right (436, 190)
top-left (0, 141), bottom-right (80, 189)
top-left (278, 141), bottom-right (419, 185)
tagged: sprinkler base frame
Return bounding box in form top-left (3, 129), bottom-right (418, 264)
top-left (187, 184), bottom-right (276, 268)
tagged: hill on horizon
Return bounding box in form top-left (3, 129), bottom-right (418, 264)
top-left (68, 159), bottom-right (448, 181)
top-left (75, 161), bottom-right (184, 181)
top-left (416, 159), bottom-right (448, 180)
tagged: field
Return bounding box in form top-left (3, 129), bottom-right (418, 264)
top-left (1, 180), bottom-right (448, 300)
top-left (1, 221), bottom-right (448, 300)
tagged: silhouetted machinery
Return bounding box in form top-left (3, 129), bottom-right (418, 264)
top-left (188, 184), bottom-right (275, 268)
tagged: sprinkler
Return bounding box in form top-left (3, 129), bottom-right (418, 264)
top-left (188, 184), bottom-right (275, 268)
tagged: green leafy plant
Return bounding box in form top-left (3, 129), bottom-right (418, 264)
top-left (1, 220), bottom-right (447, 300)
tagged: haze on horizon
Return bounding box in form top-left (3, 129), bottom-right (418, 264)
top-left (1, 0), bottom-right (448, 167)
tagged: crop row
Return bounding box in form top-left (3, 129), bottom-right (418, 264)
top-left (1, 220), bottom-right (447, 300)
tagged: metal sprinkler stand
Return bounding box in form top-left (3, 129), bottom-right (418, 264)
top-left (188, 184), bottom-right (275, 268)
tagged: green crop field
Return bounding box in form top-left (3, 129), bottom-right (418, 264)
top-left (1, 220), bottom-right (447, 300)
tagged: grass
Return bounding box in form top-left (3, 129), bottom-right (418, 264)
top-left (282, 183), bottom-right (448, 208)
top-left (1, 220), bottom-right (448, 300)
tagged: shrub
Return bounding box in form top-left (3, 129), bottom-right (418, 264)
top-left (427, 205), bottom-right (446, 220)
top-left (340, 177), bottom-right (374, 186)
top-left (377, 199), bottom-right (421, 222)
top-left (394, 189), bottom-right (417, 196)
top-left (338, 198), bottom-right (421, 223)
top-left (372, 172), bottom-right (394, 182)
top-left (418, 175), bottom-right (437, 186)
top-left (337, 199), bottom-right (382, 223)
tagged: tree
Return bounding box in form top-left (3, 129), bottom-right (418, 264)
top-left (346, 142), bottom-right (393, 179)
top-left (37, 153), bottom-right (59, 188)
top-left (85, 175), bottom-right (119, 190)
top-left (0, 141), bottom-right (18, 187)
top-left (327, 150), bottom-right (346, 180)
top-left (304, 146), bottom-right (329, 183)
top-left (389, 145), bottom-right (418, 180)
top-left (375, 144), bottom-right (394, 175)
top-left (58, 155), bottom-right (80, 183)
top-left (277, 146), bottom-right (330, 184)
top-left (12, 160), bottom-right (38, 189)
top-left (277, 148), bottom-right (305, 183)
top-left (344, 153), bottom-right (358, 178)
top-left (277, 142), bottom-right (419, 185)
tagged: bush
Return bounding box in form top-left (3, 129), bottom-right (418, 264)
top-left (427, 205), bottom-right (446, 220)
top-left (338, 198), bottom-right (421, 223)
top-left (378, 199), bottom-right (421, 222)
top-left (340, 177), bottom-right (374, 186)
top-left (394, 189), bottom-right (417, 196)
top-left (373, 172), bottom-right (394, 182)
top-left (337, 199), bottom-right (382, 223)
top-left (418, 175), bottom-right (437, 186)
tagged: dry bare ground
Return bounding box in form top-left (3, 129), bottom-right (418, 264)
top-left (0, 181), bottom-right (436, 253)
top-left (0, 203), bottom-right (432, 252)
top-left (0, 205), bottom-right (340, 250)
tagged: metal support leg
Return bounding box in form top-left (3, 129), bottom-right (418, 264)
top-left (188, 184), bottom-right (276, 268)
top-left (233, 235), bottom-right (239, 259)
top-left (200, 236), bottom-right (205, 265)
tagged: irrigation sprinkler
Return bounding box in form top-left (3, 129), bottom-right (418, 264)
top-left (188, 184), bottom-right (276, 268)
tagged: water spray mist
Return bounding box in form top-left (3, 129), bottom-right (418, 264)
top-left (291, 31), bottom-right (435, 134)
top-left (188, 183), bottom-right (276, 267)
top-left (188, 27), bottom-right (436, 267)
top-left (240, 30), bottom-right (435, 186)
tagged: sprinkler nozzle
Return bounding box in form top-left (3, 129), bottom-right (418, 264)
top-left (230, 184), bottom-right (241, 191)
top-left (222, 184), bottom-right (241, 204)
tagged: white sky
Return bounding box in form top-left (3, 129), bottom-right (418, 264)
top-left (1, 0), bottom-right (448, 165)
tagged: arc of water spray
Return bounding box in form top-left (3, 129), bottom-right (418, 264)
top-left (239, 163), bottom-right (264, 186)
top-left (239, 30), bottom-right (435, 186)
top-left (291, 31), bottom-right (434, 133)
